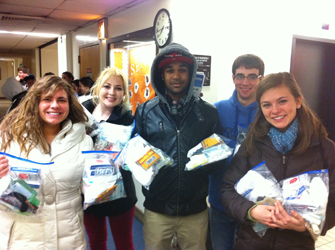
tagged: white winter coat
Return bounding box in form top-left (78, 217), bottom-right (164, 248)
top-left (0, 120), bottom-right (93, 250)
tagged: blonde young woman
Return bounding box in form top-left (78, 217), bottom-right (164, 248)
top-left (0, 76), bottom-right (93, 250)
top-left (82, 67), bottom-right (136, 250)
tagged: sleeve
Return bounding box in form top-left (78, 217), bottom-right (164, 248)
top-left (133, 104), bottom-right (144, 137)
top-left (221, 143), bottom-right (256, 224)
top-left (82, 134), bottom-right (94, 151)
top-left (321, 138), bottom-right (335, 235)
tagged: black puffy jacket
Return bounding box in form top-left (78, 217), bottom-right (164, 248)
top-left (134, 43), bottom-right (223, 216)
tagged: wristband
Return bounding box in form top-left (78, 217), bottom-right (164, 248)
top-left (247, 205), bottom-right (258, 222)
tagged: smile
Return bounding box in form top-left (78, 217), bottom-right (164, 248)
top-left (47, 112), bottom-right (61, 115)
top-left (273, 115), bottom-right (285, 120)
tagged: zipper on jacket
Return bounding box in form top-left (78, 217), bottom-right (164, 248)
top-left (282, 155), bottom-right (289, 181)
top-left (159, 121), bottom-right (165, 146)
top-left (176, 129), bottom-right (181, 216)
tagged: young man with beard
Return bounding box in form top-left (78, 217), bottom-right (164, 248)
top-left (135, 43), bottom-right (223, 250)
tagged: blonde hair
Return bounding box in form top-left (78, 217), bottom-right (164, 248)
top-left (0, 75), bottom-right (88, 157)
top-left (91, 67), bottom-right (131, 114)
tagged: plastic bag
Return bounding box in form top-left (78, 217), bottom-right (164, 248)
top-left (281, 170), bottom-right (329, 236)
top-left (235, 161), bottom-right (283, 237)
top-left (83, 106), bottom-right (100, 137)
top-left (185, 133), bottom-right (233, 171)
top-left (234, 123), bottom-right (248, 156)
top-left (82, 151), bottom-right (125, 210)
top-left (115, 134), bottom-right (173, 188)
top-left (94, 121), bottom-right (135, 151)
top-left (0, 152), bottom-right (53, 215)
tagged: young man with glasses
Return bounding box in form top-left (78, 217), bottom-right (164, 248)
top-left (208, 54), bottom-right (265, 250)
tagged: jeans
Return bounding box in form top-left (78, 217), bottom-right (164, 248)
top-left (210, 206), bottom-right (239, 250)
top-left (84, 206), bottom-right (135, 250)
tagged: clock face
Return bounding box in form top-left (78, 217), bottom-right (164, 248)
top-left (154, 9), bottom-right (171, 48)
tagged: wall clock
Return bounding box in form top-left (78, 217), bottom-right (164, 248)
top-left (153, 9), bottom-right (172, 48)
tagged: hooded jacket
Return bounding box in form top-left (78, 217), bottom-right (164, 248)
top-left (221, 135), bottom-right (335, 250)
top-left (134, 43), bottom-right (222, 216)
top-left (0, 120), bottom-right (93, 250)
top-left (209, 89), bottom-right (258, 211)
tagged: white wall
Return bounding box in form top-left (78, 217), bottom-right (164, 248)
top-left (68, 0), bottom-right (335, 212)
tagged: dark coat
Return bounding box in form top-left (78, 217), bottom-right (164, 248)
top-left (82, 99), bottom-right (137, 216)
top-left (222, 135), bottom-right (335, 250)
top-left (135, 96), bottom-right (222, 216)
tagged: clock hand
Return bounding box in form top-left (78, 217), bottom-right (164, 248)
top-left (157, 26), bottom-right (164, 36)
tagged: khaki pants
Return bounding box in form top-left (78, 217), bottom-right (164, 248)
top-left (143, 209), bottom-right (208, 250)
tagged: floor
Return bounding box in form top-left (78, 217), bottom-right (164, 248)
top-left (316, 227), bottom-right (335, 250)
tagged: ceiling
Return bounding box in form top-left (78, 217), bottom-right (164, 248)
top-left (0, 0), bottom-right (148, 54)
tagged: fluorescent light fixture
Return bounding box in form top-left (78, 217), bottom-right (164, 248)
top-left (76, 35), bottom-right (98, 42)
top-left (0, 30), bottom-right (59, 38)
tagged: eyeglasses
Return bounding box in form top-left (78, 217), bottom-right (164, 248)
top-left (234, 74), bottom-right (262, 81)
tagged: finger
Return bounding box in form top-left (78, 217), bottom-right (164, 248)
top-left (265, 221), bottom-right (281, 229)
top-left (270, 209), bottom-right (276, 223)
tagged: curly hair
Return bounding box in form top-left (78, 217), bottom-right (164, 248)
top-left (0, 75), bottom-right (88, 157)
top-left (91, 67), bottom-right (131, 114)
top-left (244, 72), bottom-right (327, 156)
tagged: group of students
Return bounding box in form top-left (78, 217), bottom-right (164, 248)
top-left (0, 42), bottom-right (334, 250)
top-left (61, 71), bottom-right (95, 104)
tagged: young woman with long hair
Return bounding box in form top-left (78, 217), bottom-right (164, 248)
top-left (0, 75), bottom-right (93, 249)
top-left (222, 72), bottom-right (335, 250)
top-left (82, 67), bottom-right (136, 250)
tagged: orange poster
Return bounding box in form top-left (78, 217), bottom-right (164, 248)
top-left (128, 44), bottom-right (156, 114)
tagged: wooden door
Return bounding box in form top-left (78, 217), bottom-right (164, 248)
top-left (291, 37), bottom-right (335, 141)
top-left (80, 44), bottom-right (100, 81)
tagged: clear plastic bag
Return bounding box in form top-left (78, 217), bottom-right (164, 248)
top-left (234, 123), bottom-right (248, 156)
top-left (115, 134), bottom-right (174, 189)
top-left (0, 152), bottom-right (53, 215)
top-left (94, 121), bottom-right (135, 151)
top-left (83, 106), bottom-right (100, 137)
top-left (185, 133), bottom-right (233, 171)
top-left (281, 170), bottom-right (329, 236)
top-left (82, 151), bottom-right (125, 210)
top-left (234, 161), bottom-right (283, 237)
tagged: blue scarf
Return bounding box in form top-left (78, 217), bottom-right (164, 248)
top-left (267, 118), bottom-right (298, 155)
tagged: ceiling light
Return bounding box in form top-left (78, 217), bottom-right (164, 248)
top-left (0, 30), bottom-right (59, 38)
top-left (76, 35), bottom-right (98, 42)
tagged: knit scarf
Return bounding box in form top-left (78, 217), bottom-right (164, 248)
top-left (267, 118), bottom-right (298, 155)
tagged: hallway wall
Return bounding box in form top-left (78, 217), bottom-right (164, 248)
top-left (70, 0), bottom-right (335, 104)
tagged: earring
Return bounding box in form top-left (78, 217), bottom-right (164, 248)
top-left (297, 105), bottom-right (301, 108)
